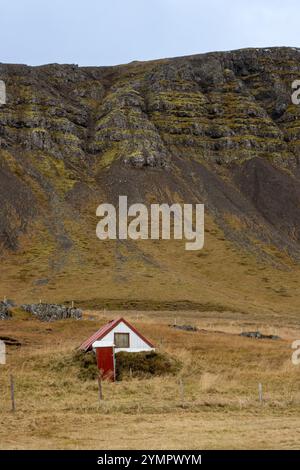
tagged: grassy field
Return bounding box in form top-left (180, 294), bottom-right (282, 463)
top-left (1, 212), bottom-right (300, 318)
top-left (1, 308), bottom-right (300, 449)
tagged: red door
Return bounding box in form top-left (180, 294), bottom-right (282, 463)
top-left (96, 346), bottom-right (115, 381)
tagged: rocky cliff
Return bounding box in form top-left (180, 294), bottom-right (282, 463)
top-left (1, 47), bottom-right (300, 313)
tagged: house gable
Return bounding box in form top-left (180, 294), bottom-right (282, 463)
top-left (101, 320), bottom-right (154, 352)
top-left (79, 317), bottom-right (154, 352)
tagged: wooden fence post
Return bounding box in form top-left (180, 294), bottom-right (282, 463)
top-left (98, 372), bottom-right (103, 402)
top-left (258, 383), bottom-right (263, 404)
top-left (179, 378), bottom-right (184, 406)
top-left (10, 374), bottom-right (15, 412)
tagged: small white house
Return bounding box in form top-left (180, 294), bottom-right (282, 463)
top-left (79, 317), bottom-right (155, 353)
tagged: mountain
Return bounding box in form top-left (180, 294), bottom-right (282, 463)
top-left (1, 47), bottom-right (300, 314)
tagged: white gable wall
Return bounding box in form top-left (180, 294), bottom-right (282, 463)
top-left (100, 321), bottom-right (154, 353)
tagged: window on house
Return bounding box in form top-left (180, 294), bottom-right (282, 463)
top-left (114, 333), bottom-right (130, 348)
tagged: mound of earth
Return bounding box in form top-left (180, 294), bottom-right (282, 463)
top-left (115, 351), bottom-right (181, 380)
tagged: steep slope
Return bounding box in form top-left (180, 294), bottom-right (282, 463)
top-left (0, 47), bottom-right (300, 314)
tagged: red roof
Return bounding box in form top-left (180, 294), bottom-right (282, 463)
top-left (79, 317), bottom-right (155, 351)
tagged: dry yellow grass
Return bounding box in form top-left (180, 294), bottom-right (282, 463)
top-left (1, 309), bottom-right (300, 449)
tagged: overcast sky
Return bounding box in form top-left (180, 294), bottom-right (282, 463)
top-left (0, 0), bottom-right (299, 66)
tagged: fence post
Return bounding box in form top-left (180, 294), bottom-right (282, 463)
top-left (258, 383), bottom-right (263, 404)
top-left (98, 372), bottom-right (103, 402)
top-left (179, 378), bottom-right (184, 406)
top-left (10, 375), bottom-right (15, 412)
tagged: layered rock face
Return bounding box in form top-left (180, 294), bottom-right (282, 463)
top-left (1, 47), bottom-right (300, 305)
top-left (1, 47), bottom-right (300, 169)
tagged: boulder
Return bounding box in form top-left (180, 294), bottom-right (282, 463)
top-left (170, 324), bottom-right (198, 332)
top-left (240, 331), bottom-right (280, 340)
